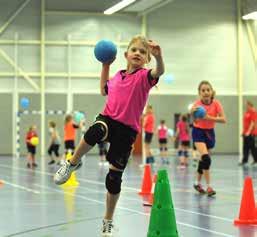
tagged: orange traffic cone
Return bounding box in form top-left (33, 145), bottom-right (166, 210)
top-left (139, 164), bottom-right (152, 195)
top-left (143, 174), bottom-right (157, 206)
top-left (234, 176), bottom-right (257, 225)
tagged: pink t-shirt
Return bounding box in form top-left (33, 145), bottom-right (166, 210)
top-left (176, 121), bottom-right (190, 141)
top-left (144, 113), bottom-right (155, 133)
top-left (158, 125), bottom-right (168, 139)
top-left (193, 99), bottom-right (223, 129)
top-left (102, 68), bottom-right (158, 131)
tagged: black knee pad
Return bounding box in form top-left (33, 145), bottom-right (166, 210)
top-left (164, 147), bottom-right (168, 151)
top-left (54, 150), bottom-right (59, 157)
top-left (201, 154), bottom-right (211, 170)
top-left (47, 149), bottom-right (52, 156)
top-left (197, 161), bottom-right (203, 174)
top-left (84, 121), bottom-right (107, 146)
top-left (105, 169), bottom-right (123, 195)
top-left (159, 147), bottom-right (163, 151)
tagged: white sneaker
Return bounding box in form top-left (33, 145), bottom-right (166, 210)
top-left (102, 219), bottom-right (114, 237)
top-left (54, 160), bottom-right (82, 185)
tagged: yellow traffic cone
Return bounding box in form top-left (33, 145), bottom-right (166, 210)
top-left (62, 152), bottom-right (79, 187)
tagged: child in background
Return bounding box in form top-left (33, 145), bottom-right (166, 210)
top-left (25, 125), bottom-right (38, 168)
top-left (175, 114), bottom-right (190, 168)
top-left (64, 114), bottom-right (80, 156)
top-left (191, 80), bottom-right (226, 196)
top-left (189, 114), bottom-right (200, 166)
top-left (157, 120), bottom-right (169, 164)
top-left (47, 121), bottom-right (61, 165)
top-left (54, 35), bottom-right (164, 235)
top-left (240, 101), bottom-right (257, 166)
top-left (143, 105), bottom-right (155, 164)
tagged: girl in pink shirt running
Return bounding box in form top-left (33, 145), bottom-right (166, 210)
top-left (54, 35), bottom-right (164, 235)
top-left (191, 81), bottom-right (226, 197)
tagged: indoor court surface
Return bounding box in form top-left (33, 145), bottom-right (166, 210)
top-left (0, 0), bottom-right (257, 237)
top-left (0, 155), bottom-right (256, 237)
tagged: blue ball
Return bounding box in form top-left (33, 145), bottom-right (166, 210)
top-left (74, 112), bottom-right (85, 124)
top-left (20, 97), bottom-right (30, 109)
top-left (94, 40), bottom-right (117, 63)
top-left (193, 106), bottom-right (206, 119)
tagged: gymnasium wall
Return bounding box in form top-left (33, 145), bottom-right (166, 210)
top-left (0, 93), bottom-right (250, 155)
top-left (0, 0), bottom-right (256, 155)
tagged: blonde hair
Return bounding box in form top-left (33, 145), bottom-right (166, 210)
top-left (198, 80), bottom-right (215, 99)
top-left (28, 125), bottom-right (36, 131)
top-left (127, 35), bottom-right (151, 63)
top-left (65, 114), bottom-right (72, 124)
top-left (246, 100), bottom-right (253, 107)
top-left (49, 121), bottom-right (56, 128)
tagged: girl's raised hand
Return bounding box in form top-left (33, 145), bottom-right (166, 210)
top-left (148, 40), bottom-right (162, 57)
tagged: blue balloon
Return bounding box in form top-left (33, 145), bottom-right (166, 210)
top-left (20, 97), bottom-right (30, 109)
top-left (74, 112), bottom-right (85, 124)
top-left (94, 40), bottom-right (117, 63)
top-left (164, 74), bottom-right (174, 83)
top-left (193, 106), bottom-right (206, 119)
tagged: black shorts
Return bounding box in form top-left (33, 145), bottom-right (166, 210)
top-left (27, 144), bottom-right (36, 155)
top-left (65, 140), bottom-right (75, 151)
top-left (181, 141), bottom-right (190, 147)
top-left (159, 138), bottom-right (167, 144)
top-left (48, 144), bottom-right (60, 157)
top-left (144, 132), bottom-right (153, 144)
top-left (94, 114), bottom-right (137, 170)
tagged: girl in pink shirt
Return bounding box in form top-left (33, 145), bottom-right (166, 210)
top-left (175, 114), bottom-right (190, 168)
top-left (54, 35), bottom-right (164, 235)
top-left (157, 120), bottom-right (169, 164)
top-left (191, 81), bottom-right (226, 197)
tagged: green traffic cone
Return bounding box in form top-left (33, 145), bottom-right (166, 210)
top-left (147, 170), bottom-right (179, 237)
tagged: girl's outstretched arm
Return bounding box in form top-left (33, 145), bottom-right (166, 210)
top-left (148, 40), bottom-right (165, 78)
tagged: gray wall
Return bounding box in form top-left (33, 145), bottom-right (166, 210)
top-left (0, 0), bottom-right (256, 155)
top-left (0, 93), bottom-right (253, 155)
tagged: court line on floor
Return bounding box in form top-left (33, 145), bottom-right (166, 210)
top-left (3, 215), bottom-right (112, 237)
top-left (0, 164), bottom-right (238, 217)
top-left (0, 163), bottom-right (248, 195)
top-left (0, 163), bottom-right (242, 200)
top-left (0, 165), bottom-right (235, 224)
top-left (33, 183), bottom-right (235, 237)
top-left (1, 175), bottom-right (236, 237)
top-left (1, 179), bottom-right (41, 194)
top-left (1, 174), bottom-right (235, 236)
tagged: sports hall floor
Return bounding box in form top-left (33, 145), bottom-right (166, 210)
top-left (0, 154), bottom-right (256, 237)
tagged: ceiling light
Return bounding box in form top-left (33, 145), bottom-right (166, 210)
top-left (242, 11), bottom-right (257, 20)
top-left (104, 0), bottom-right (137, 15)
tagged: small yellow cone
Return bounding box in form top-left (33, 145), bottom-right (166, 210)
top-left (62, 152), bottom-right (79, 187)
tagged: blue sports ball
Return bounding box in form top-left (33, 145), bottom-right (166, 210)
top-left (193, 106), bottom-right (206, 119)
top-left (94, 40), bottom-right (117, 63)
top-left (20, 97), bottom-right (30, 109)
top-left (74, 112), bottom-right (85, 124)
